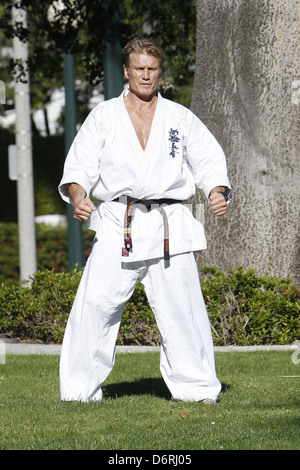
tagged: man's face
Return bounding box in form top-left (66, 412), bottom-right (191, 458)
top-left (124, 52), bottom-right (161, 100)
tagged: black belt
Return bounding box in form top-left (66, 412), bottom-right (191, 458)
top-left (112, 196), bottom-right (182, 260)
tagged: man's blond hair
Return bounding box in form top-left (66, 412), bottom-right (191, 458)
top-left (123, 37), bottom-right (164, 69)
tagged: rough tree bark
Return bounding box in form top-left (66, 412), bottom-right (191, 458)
top-left (191, 0), bottom-right (300, 284)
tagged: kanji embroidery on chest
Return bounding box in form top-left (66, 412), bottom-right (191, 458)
top-left (168, 128), bottom-right (180, 158)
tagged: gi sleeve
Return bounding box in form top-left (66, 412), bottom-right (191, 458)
top-left (184, 111), bottom-right (231, 199)
top-left (58, 106), bottom-right (106, 204)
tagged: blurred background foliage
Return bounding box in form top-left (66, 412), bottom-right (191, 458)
top-left (1, 0), bottom-right (197, 120)
top-left (0, 0), bottom-right (197, 222)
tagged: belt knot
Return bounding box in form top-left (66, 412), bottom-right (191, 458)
top-left (112, 196), bottom-right (182, 260)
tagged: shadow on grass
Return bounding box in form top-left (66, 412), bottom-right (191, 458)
top-left (103, 378), bottom-right (231, 400)
top-left (103, 377), bottom-right (171, 400)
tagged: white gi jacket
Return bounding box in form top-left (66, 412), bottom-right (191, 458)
top-left (58, 91), bottom-right (231, 262)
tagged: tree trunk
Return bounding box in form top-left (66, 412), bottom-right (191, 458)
top-left (191, 0), bottom-right (300, 285)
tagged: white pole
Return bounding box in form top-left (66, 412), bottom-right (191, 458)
top-left (12, 1), bottom-right (37, 284)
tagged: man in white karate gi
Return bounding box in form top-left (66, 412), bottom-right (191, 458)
top-left (58, 37), bottom-right (231, 404)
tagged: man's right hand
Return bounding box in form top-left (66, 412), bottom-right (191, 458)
top-left (69, 183), bottom-right (96, 222)
top-left (73, 197), bottom-right (96, 222)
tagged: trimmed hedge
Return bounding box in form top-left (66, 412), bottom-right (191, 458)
top-left (0, 265), bottom-right (299, 346)
top-left (0, 268), bottom-right (159, 345)
top-left (200, 266), bottom-right (300, 346)
top-left (0, 269), bottom-right (79, 344)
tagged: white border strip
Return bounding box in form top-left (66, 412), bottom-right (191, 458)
top-left (1, 342), bottom-right (298, 355)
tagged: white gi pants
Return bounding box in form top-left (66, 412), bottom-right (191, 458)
top-left (59, 221), bottom-right (221, 402)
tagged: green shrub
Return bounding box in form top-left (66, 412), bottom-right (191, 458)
top-left (0, 221), bottom-right (299, 347)
top-left (120, 282), bottom-right (160, 346)
top-left (0, 268), bottom-right (81, 343)
top-left (0, 268), bottom-right (158, 345)
top-left (200, 266), bottom-right (300, 346)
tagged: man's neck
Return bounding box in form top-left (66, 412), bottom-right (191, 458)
top-left (124, 89), bottom-right (158, 111)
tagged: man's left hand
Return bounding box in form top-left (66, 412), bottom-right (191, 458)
top-left (208, 191), bottom-right (228, 216)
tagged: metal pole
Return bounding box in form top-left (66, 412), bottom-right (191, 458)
top-left (63, 52), bottom-right (84, 270)
top-left (12, 1), bottom-right (37, 284)
top-left (103, 0), bottom-right (123, 100)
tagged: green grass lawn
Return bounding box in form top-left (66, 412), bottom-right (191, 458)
top-left (0, 350), bottom-right (299, 450)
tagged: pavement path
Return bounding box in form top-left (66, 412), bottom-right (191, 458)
top-left (1, 341), bottom-right (298, 355)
